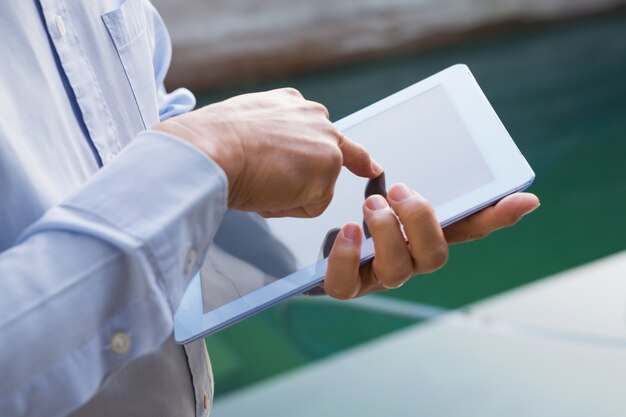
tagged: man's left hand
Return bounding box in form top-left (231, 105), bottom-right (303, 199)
top-left (323, 184), bottom-right (540, 299)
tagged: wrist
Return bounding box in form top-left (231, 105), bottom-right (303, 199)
top-left (153, 115), bottom-right (243, 206)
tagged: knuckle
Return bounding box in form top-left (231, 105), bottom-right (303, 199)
top-left (309, 187), bottom-right (326, 206)
top-left (320, 189), bottom-right (334, 208)
top-left (364, 210), bottom-right (394, 233)
top-left (432, 245), bottom-right (450, 268)
top-left (312, 102), bottom-right (330, 118)
top-left (304, 194), bottom-right (333, 218)
top-left (410, 198), bottom-right (436, 219)
top-left (283, 87), bottom-right (303, 98)
top-left (311, 177), bottom-right (334, 202)
top-left (416, 245), bottom-right (449, 274)
top-left (331, 151), bottom-right (344, 174)
top-left (327, 286), bottom-right (355, 300)
top-left (323, 146), bottom-right (343, 176)
top-left (504, 211), bottom-right (521, 226)
top-left (303, 206), bottom-right (323, 219)
top-left (394, 195), bottom-right (435, 223)
top-left (383, 263), bottom-right (414, 285)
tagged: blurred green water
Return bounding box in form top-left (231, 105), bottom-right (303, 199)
top-left (196, 11), bottom-right (626, 395)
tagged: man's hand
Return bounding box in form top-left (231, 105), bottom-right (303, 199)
top-left (154, 88), bottom-right (382, 217)
top-left (323, 185), bottom-right (540, 299)
top-left (155, 87), bottom-right (538, 297)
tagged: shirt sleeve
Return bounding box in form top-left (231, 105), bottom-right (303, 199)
top-left (143, 0), bottom-right (197, 121)
top-left (0, 132), bottom-right (228, 417)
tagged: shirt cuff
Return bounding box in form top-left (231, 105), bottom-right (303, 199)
top-left (21, 131), bottom-right (229, 312)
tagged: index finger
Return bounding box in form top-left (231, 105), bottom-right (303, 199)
top-left (337, 133), bottom-right (383, 179)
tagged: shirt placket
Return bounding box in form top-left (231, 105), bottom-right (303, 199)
top-left (38, 0), bottom-right (121, 165)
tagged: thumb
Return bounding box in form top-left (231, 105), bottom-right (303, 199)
top-left (337, 133), bottom-right (383, 178)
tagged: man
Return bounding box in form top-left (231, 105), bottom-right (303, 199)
top-left (0, 1), bottom-right (539, 416)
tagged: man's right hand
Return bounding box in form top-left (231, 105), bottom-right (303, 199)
top-left (154, 88), bottom-right (382, 217)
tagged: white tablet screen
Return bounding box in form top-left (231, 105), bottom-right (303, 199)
top-left (200, 85), bottom-right (494, 313)
top-left (346, 86), bottom-right (494, 207)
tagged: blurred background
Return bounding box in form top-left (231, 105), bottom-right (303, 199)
top-left (154, 0), bottom-right (626, 414)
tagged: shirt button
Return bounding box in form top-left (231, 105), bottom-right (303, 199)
top-left (110, 331), bottom-right (131, 354)
top-left (54, 15), bottom-right (66, 38)
top-left (184, 248), bottom-right (197, 275)
top-left (102, 151), bottom-right (117, 164)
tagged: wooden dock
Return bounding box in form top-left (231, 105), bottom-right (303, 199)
top-left (152, 0), bottom-right (626, 90)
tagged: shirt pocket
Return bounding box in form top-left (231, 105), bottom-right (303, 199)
top-left (102, 0), bottom-right (159, 129)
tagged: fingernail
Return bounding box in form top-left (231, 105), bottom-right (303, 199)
top-left (520, 203), bottom-right (540, 218)
top-left (371, 159), bottom-right (384, 175)
top-left (366, 194), bottom-right (388, 211)
top-left (388, 183), bottom-right (412, 202)
top-left (342, 224), bottom-right (361, 241)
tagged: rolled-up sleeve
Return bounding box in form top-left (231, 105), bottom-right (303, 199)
top-left (0, 132), bottom-right (227, 417)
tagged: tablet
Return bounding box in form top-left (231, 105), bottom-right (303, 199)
top-left (174, 64), bottom-right (535, 344)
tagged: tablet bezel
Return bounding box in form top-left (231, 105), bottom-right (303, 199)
top-left (174, 64), bottom-right (535, 344)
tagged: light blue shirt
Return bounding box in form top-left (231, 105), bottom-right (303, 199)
top-left (0, 1), bottom-right (228, 415)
